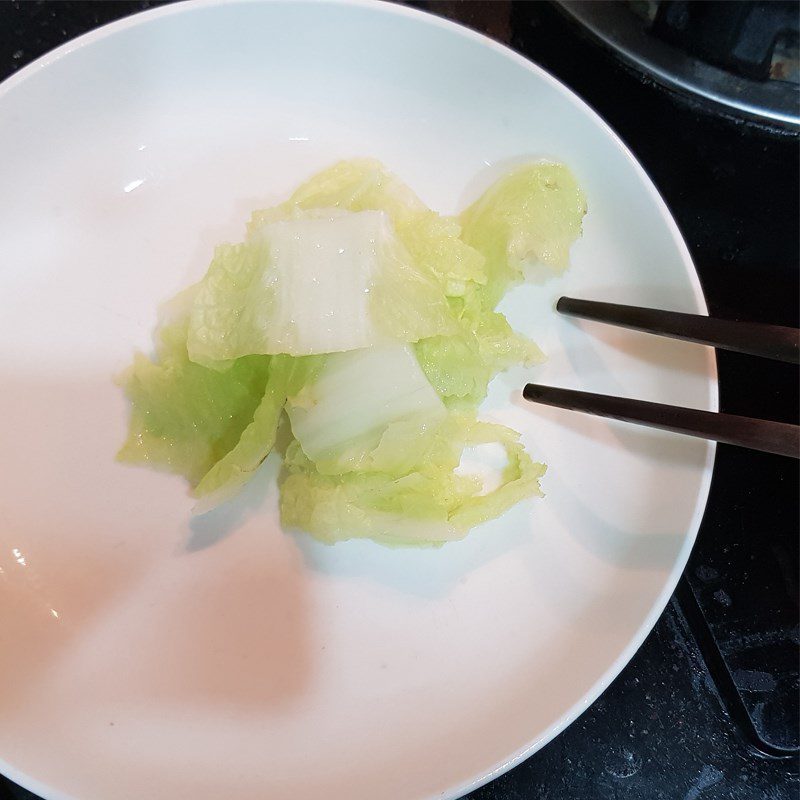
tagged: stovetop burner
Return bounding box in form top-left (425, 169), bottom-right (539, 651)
top-left (559, 0), bottom-right (800, 127)
top-left (649, 0), bottom-right (799, 83)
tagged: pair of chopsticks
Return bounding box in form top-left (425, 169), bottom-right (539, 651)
top-left (523, 297), bottom-right (799, 459)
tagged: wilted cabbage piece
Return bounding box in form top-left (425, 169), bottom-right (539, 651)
top-left (286, 343), bottom-right (447, 464)
top-left (460, 161), bottom-right (587, 305)
top-left (118, 158), bottom-right (585, 545)
top-left (117, 287), bottom-right (272, 486)
top-left (280, 416), bottom-right (545, 547)
top-left (191, 354), bottom-right (324, 513)
top-left (188, 209), bottom-right (455, 366)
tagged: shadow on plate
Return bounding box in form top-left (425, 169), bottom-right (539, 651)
top-left (186, 454), bottom-right (282, 552)
top-left (116, 532), bottom-right (313, 712)
top-left (513, 385), bottom-right (711, 470)
top-left (562, 310), bottom-right (712, 384)
top-left (286, 499), bottom-right (535, 601)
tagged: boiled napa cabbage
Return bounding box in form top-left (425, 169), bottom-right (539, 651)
top-left (249, 159), bottom-right (486, 298)
top-left (192, 355), bottom-right (323, 512)
top-left (280, 416), bottom-right (545, 546)
top-left (286, 343), bottom-right (446, 465)
top-left (117, 288), bottom-right (271, 485)
top-left (117, 158), bottom-right (585, 544)
top-left (460, 161), bottom-right (587, 305)
top-left (187, 209), bottom-right (455, 365)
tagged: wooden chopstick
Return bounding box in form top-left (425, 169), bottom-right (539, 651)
top-left (522, 384), bottom-right (799, 459)
top-left (557, 297), bottom-right (800, 364)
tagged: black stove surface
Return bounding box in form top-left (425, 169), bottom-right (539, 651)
top-left (1, 2), bottom-right (797, 799)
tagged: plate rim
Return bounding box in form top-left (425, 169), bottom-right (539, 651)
top-left (0, 1), bottom-right (718, 798)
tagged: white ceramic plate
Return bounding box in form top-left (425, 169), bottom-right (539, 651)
top-left (0, 2), bottom-right (716, 798)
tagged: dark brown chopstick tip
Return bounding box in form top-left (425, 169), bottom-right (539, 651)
top-left (522, 384), bottom-right (544, 401)
top-left (554, 296), bottom-right (799, 365)
top-left (522, 382), bottom-right (799, 459)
